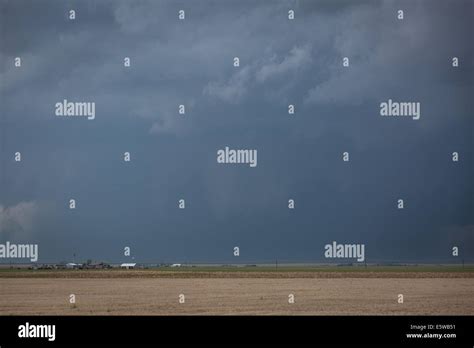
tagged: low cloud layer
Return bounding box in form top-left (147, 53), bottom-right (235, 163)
top-left (0, 0), bottom-right (472, 263)
top-left (0, 201), bottom-right (40, 239)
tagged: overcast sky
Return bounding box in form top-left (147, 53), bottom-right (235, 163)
top-left (0, 0), bottom-right (472, 263)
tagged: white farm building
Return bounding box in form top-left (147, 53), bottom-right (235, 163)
top-left (120, 263), bottom-right (137, 269)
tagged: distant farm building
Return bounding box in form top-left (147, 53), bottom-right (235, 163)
top-left (120, 263), bottom-right (137, 269)
top-left (171, 263), bottom-right (182, 267)
top-left (66, 263), bottom-right (81, 269)
top-left (85, 262), bottom-right (112, 269)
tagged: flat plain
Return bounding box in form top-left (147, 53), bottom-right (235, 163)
top-left (0, 267), bottom-right (472, 315)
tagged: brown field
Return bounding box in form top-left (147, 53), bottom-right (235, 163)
top-left (0, 270), bottom-right (473, 315)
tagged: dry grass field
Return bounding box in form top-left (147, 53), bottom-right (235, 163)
top-left (0, 267), bottom-right (473, 315)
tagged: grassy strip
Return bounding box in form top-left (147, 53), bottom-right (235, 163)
top-left (0, 265), bottom-right (473, 273)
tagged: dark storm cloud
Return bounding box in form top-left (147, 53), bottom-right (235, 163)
top-left (0, 0), bottom-right (472, 263)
